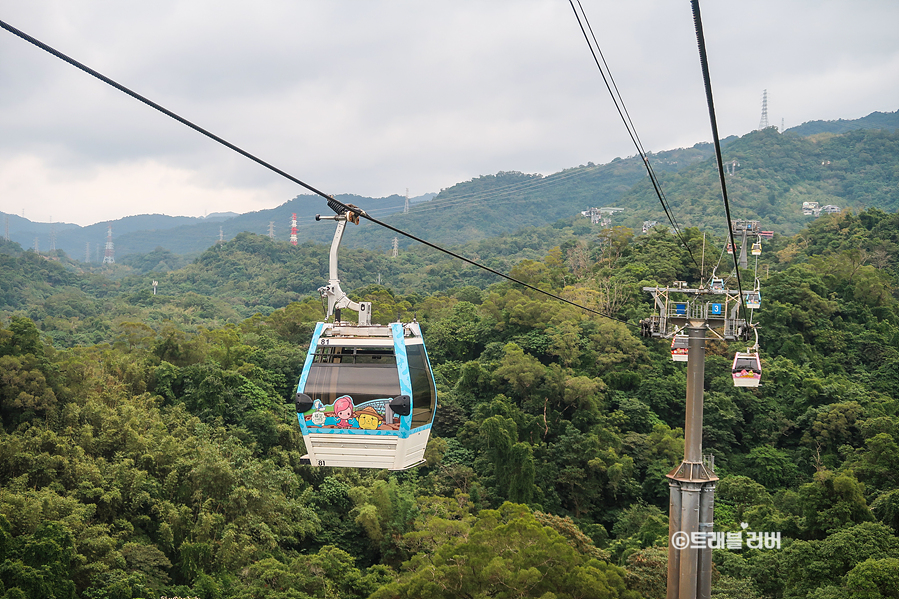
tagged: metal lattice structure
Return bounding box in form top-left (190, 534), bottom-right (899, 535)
top-left (102, 225), bottom-right (114, 264)
top-left (758, 89), bottom-right (769, 130)
top-left (640, 284), bottom-right (750, 342)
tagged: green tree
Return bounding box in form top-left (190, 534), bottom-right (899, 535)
top-left (371, 502), bottom-right (639, 599)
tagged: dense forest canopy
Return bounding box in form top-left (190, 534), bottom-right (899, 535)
top-left (1, 201), bottom-right (899, 598)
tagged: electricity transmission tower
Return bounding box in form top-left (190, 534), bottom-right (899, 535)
top-left (758, 90), bottom-right (769, 130)
top-left (102, 226), bottom-right (115, 264)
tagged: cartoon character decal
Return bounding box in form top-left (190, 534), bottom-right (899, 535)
top-left (356, 406), bottom-right (384, 430)
top-left (302, 396), bottom-right (399, 431)
top-left (333, 395), bottom-right (357, 428)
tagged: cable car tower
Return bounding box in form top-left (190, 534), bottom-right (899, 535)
top-left (640, 280), bottom-right (751, 599)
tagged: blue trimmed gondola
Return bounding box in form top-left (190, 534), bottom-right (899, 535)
top-left (295, 321), bottom-right (436, 469)
top-left (294, 205), bottom-right (437, 469)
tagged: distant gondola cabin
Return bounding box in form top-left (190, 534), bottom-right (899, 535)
top-left (671, 335), bottom-right (689, 362)
top-left (744, 291), bottom-right (761, 309)
top-left (732, 351), bottom-right (761, 387)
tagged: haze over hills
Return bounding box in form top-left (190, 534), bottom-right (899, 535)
top-left (2, 109), bottom-right (897, 262)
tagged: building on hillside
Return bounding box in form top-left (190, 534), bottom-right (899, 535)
top-left (581, 206), bottom-right (624, 227)
top-left (802, 201), bottom-right (820, 216)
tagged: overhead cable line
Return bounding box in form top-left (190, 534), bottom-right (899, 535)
top-left (0, 17), bottom-right (638, 331)
top-left (567, 0), bottom-right (701, 271)
top-left (688, 0), bottom-right (747, 320)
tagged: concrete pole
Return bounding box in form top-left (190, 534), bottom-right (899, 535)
top-left (698, 484), bottom-right (716, 599)
top-left (667, 321), bottom-right (710, 599)
top-left (667, 481), bottom-right (682, 599)
top-left (739, 229), bottom-right (749, 269)
top-left (679, 482), bottom-right (703, 599)
top-left (683, 322), bottom-right (706, 464)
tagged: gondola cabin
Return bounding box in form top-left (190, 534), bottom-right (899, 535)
top-left (710, 277), bottom-right (725, 293)
top-left (670, 334), bottom-right (689, 362)
top-left (751, 241), bottom-right (762, 256)
top-left (726, 243), bottom-right (734, 254)
top-left (295, 321), bottom-right (436, 469)
top-left (744, 291), bottom-right (761, 310)
top-left (296, 206), bottom-right (437, 470)
top-left (732, 351), bottom-right (761, 387)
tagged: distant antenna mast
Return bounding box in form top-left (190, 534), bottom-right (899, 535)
top-left (758, 89), bottom-right (769, 130)
top-left (290, 213), bottom-right (298, 246)
top-left (33, 237), bottom-right (39, 253)
top-left (102, 225), bottom-right (115, 264)
top-left (392, 237), bottom-right (399, 258)
top-left (404, 188), bottom-right (410, 214)
top-left (218, 226), bottom-right (224, 245)
top-left (781, 117), bottom-right (784, 133)
top-left (85, 242), bottom-right (90, 263)
top-left (268, 221), bottom-right (276, 239)
top-left (49, 217), bottom-right (56, 251)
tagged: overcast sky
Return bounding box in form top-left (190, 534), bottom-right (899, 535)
top-left (1, 1), bottom-right (897, 227)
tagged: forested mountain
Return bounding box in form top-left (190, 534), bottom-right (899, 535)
top-left (784, 109), bottom-right (899, 136)
top-left (7, 109), bottom-right (897, 264)
top-left (612, 126), bottom-right (899, 236)
top-left (2, 204), bottom-right (899, 598)
top-left (0, 194), bottom-right (429, 261)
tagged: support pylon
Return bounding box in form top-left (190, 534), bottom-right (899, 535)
top-left (666, 322), bottom-right (718, 599)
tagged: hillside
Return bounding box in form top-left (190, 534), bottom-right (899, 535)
top-left (4, 109), bottom-right (897, 268)
top-left (1, 206), bottom-right (898, 598)
top-left (0, 215), bottom-right (614, 347)
top-left (611, 126), bottom-right (899, 235)
top-left (784, 109), bottom-right (899, 136)
top-left (0, 194), bottom-right (432, 261)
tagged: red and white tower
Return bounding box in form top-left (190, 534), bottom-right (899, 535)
top-left (102, 225), bottom-right (115, 264)
top-left (290, 213), bottom-right (298, 246)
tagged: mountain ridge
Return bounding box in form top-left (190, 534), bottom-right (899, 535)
top-left (3, 109), bottom-right (896, 260)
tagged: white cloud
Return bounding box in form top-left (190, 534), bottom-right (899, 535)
top-left (0, 153), bottom-right (288, 225)
top-left (0, 0), bottom-right (896, 226)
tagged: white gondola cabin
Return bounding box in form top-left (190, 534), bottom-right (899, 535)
top-left (732, 351), bottom-right (761, 387)
top-left (710, 277), bottom-right (725, 293)
top-left (295, 203), bottom-right (436, 470)
top-left (670, 334), bottom-right (689, 362)
top-left (751, 241), bottom-right (762, 256)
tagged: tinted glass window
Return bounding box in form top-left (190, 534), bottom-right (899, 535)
top-left (305, 346), bottom-right (401, 404)
top-left (733, 357), bottom-right (760, 373)
top-left (314, 346), bottom-right (396, 364)
top-left (406, 344), bottom-right (436, 427)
